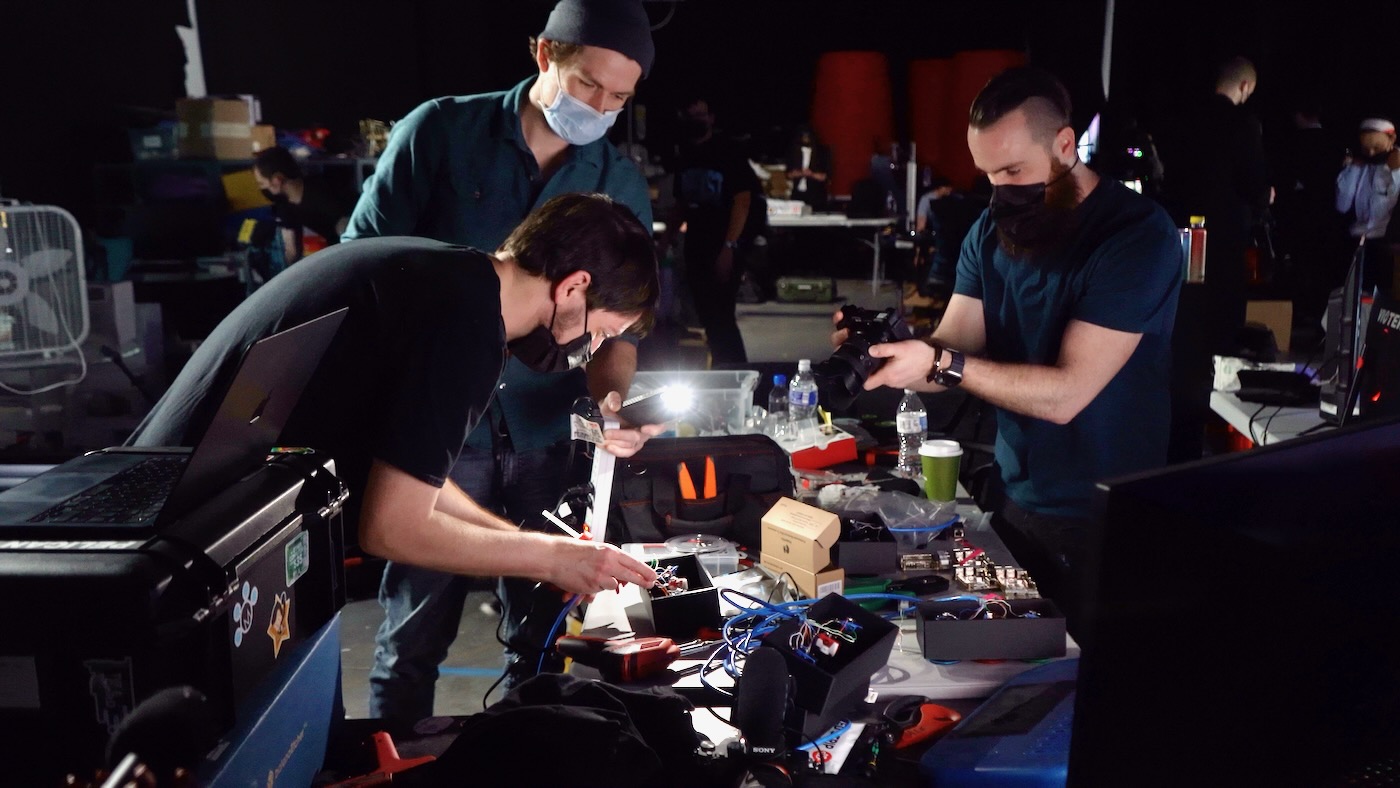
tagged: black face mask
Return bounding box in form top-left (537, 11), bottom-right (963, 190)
top-left (506, 305), bottom-right (591, 373)
top-left (1361, 150), bottom-right (1392, 166)
top-left (260, 188), bottom-right (287, 204)
top-left (988, 159), bottom-right (1079, 251)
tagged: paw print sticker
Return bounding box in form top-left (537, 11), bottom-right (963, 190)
top-left (233, 581), bottom-right (259, 648)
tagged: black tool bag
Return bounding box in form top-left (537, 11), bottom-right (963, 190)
top-left (609, 435), bottom-right (793, 549)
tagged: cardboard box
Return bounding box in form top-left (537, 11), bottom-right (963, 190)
top-left (915, 598), bottom-right (1066, 661)
top-left (761, 497), bottom-right (840, 570)
top-left (177, 98), bottom-right (256, 160)
top-left (1246, 299), bottom-right (1293, 353)
top-left (250, 124), bottom-right (277, 153)
top-left (760, 551), bottom-right (845, 598)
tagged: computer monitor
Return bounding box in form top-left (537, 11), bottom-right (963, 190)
top-left (1355, 290), bottom-right (1400, 422)
top-left (1071, 418), bottom-right (1400, 786)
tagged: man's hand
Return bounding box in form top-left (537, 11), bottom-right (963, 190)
top-left (715, 246), bottom-right (736, 283)
top-left (598, 390), bottom-right (666, 458)
top-left (545, 539), bottom-right (658, 597)
top-left (864, 340), bottom-right (939, 391)
top-left (830, 307), bottom-right (850, 348)
top-left (1387, 148), bottom-right (1400, 170)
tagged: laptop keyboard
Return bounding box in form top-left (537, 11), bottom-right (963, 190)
top-left (28, 456), bottom-right (188, 524)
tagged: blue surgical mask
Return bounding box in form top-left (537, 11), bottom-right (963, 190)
top-left (541, 67), bottom-right (621, 146)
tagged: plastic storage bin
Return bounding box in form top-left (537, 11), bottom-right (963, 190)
top-left (631, 370), bottom-right (760, 436)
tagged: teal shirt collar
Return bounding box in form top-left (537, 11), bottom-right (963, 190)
top-left (493, 76), bottom-right (606, 171)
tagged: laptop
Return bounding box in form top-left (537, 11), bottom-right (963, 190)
top-left (0, 307), bottom-right (347, 539)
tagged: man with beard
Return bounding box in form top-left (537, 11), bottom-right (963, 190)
top-left (834, 67), bottom-right (1181, 631)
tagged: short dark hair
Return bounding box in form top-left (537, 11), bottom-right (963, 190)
top-left (499, 193), bottom-right (659, 334)
top-left (969, 66), bottom-right (1073, 146)
top-left (528, 36), bottom-right (584, 68)
top-left (253, 146), bottom-right (302, 180)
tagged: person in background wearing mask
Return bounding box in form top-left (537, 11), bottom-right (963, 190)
top-left (252, 146), bottom-right (355, 266)
top-left (1336, 117), bottom-right (1400, 295)
top-left (342, 0), bottom-right (661, 725)
top-left (665, 96), bottom-right (765, 365)
top-left (833, 66), bottom-right (1181, 635)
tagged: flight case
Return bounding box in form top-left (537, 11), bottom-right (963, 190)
top-left (0, 452), bottom-right (347, 783)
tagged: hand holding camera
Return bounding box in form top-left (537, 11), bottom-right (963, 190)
top-left (814, 305), bottom-right (916, 411)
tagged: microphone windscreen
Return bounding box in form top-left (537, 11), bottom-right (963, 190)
top-left (733, 647), bottom-right (790, 757)
top-left (106, 685), bottom-right (220, 777)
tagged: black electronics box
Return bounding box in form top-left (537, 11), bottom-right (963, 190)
top-left (0, 454), bottom-right (347, 783)
top-left (764, 592), bottom-right (898, 736)
top-left (831, 540), bottom-right (898, 575)
top-left (635, 553), bottom-right (720, 640)
top-left (915, 598), bottom-right (1066, 661)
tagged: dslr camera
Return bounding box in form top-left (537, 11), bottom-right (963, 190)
top-left (813, 305), bottom-right (914, 411)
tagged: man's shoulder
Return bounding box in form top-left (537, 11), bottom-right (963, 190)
top-left (406, 90), bottom-right (510, 130)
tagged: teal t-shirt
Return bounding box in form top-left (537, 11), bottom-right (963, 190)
top-left (954, 178), bottom-right (1182, 518)
top-left (343, 77), bottom-right (652, 451)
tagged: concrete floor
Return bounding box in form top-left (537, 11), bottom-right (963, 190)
top-left (338, 278), bottom-right (902, 719)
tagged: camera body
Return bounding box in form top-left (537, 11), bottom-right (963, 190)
top-left (813, 305), bottom-right (915, 411)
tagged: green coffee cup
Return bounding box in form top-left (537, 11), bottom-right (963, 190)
top-left (920, 439), bottom-right (963, 501)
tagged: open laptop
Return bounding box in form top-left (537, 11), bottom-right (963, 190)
top-left (0, 307), bottom-right (348, 539)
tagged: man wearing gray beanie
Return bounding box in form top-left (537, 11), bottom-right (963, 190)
top-left (344, 0), bottom-right (659, 729)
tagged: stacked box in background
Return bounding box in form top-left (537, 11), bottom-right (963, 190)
top-left (177, 98), bottom-right (275, 160)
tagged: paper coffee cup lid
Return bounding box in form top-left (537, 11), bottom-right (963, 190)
top-left (919, 439), bottom-right (962, 457)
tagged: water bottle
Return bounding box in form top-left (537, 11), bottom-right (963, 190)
top-left (896, 389), bottom-right (927, 477)
top-left (767, 374), bottom-right (790, 439)
top-left (789, 359), bottom-right (819, 423)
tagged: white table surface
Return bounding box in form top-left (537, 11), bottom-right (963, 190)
top-left (1209, 390), bottom-right (1331, 445)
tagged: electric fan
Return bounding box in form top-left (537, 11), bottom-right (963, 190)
top-left (0, 201), bottom-right (89, 392)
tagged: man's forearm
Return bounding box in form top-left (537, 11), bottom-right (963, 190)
top-left (956, 355), bottom-right (1088, 425)
top-left (436, 479), bottom-right (518, 533)
top-left (726, 192), bottom-right (752, 242)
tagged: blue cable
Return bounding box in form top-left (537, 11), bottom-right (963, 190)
top-left (537, 594), bottom-right (581, 677)
top-left (796, 723), bottom-right (850, 751)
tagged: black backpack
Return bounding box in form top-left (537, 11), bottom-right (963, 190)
top-left (607, 435), bottom-right (794, 550)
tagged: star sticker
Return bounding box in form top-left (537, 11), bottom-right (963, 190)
top-left (266, 592), bottom-right (292, 658)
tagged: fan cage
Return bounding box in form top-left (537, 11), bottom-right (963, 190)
top-left (0, 204), bottom-right (89, 358)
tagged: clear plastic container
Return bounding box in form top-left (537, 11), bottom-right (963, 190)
top-left (630, 370), bottom-right (760, 436)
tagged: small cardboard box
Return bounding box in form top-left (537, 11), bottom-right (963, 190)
top-left (1246, 299), bottom-right (1293, 353)
top-left (761, 497), bottom-right (840, 570)
top-left (636, 554), bottom-right (720, 640)
top-left (760, 551), bottom-right (845, 598)
top-left (177, 98), bottom-right (255, 160)
top-left (915, 598), bottom-right (1066, 661)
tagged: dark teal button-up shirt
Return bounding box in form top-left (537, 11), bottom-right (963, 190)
top-left (344, 77), bottom-right (652, 452)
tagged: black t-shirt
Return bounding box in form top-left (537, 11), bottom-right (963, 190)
top-left (129, 236), bottom-right (506, 527)
top-left (275, 175), bottom-right (356, 257)
top-left (674, 134), bottom-right (765, 251)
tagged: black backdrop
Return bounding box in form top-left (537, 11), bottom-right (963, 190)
top-left (2, 0), bottom-right (1398, 226)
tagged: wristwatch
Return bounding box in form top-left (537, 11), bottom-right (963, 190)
top-left (926, 343), bottom-right (965, 388)
top-left (722, 239), bottom-right (740, 250)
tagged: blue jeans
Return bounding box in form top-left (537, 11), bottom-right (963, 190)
top-left (367, 440), bottom-right (574, 724)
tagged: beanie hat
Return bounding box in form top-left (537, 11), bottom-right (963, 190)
top-left (541, 0), bottom-right (655, 78)
top-left (1360, 118), bottom-right (1396, 135)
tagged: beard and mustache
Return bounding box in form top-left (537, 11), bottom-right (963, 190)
top-left (991, 156), bottom-right (1081, 258)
